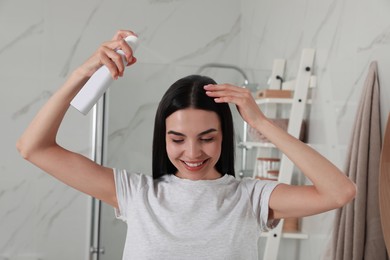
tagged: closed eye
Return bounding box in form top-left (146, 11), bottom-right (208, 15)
top-left (200, 137), bottom-right (214, 143)
top-left (172, 139), bottom-right (184, 143)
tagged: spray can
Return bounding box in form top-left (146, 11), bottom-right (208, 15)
top-left (71, 35), bottom-right (139, 115)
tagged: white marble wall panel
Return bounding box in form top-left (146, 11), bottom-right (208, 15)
top-left (1, 76), bottom-right (91, 260)
top-left (1, 0), bottom-right (242, 259)
top-left (241, 0), bottom-right (390, 259)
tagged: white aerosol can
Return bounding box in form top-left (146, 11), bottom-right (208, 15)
top-left (71, 35), bottom-right (139, 115)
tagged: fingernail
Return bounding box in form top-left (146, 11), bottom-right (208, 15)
top-left (204, 85), bottom-right (211, 89)
top-left (127, 57), bottom-right (136, 66)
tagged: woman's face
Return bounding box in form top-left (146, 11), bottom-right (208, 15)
top-left (165, 108), bottom-right (223, 180)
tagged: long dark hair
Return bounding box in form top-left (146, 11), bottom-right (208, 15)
top-left (152, 75), bottom-right (235, 179)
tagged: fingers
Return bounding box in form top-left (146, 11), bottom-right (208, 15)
top-left (98, 46), bottom-right (125, 79)
top-left (112, 30), bottom-right (137, 64)
top-left (112, 30), bottom-right (137, 41)
top-left (95, 30), bottom-right (137, 79)
top-left (204, 84), bottom-right (252, 105)
top-left (204, 84), bottom-right (264, 126)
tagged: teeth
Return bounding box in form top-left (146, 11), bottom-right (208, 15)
top-left (184, 161), bottom-right (204, 167)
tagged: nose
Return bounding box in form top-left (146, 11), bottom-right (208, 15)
top-left (185, 140), bottom-right (202, 159)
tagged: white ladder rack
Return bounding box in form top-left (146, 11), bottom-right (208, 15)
top-left (263, 49), bottom-right (315, 260)
top-left (240, 49), bottom-right (316, 260)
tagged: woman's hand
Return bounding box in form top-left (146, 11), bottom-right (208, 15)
top-left (15, 30), bottom-right (140, 209)
top-left (78, 30), bottom-right (137, 79)
top-left (205, 83), bottom-right (356, 219)
top-left (204, 84), bottom-right (266, 127)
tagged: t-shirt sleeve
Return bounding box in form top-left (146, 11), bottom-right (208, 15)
top-left (244, 179), bottom-right (281, 232)
top-left (113, 168), bottom-right (147, 223)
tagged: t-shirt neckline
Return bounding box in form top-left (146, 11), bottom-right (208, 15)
top-left (168, 173), bottom-right (231, 185)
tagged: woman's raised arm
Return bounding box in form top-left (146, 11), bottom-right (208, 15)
top-left (16, 30), bottom-right (137, 208)
top-left (204, 83), bottom-right (356, 219)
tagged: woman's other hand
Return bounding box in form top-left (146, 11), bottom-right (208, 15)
top-left (204, 84), bottom-right (265, 127)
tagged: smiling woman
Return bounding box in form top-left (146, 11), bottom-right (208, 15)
top-left (152, 74), bottom-right (235, 180)
top-left (165, 108), bottom-right (223, 180)
top-left (16, 30), bottom-right (356, 260)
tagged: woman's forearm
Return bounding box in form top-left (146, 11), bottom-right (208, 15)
top-left (255, 117), bottom-right (356, 205)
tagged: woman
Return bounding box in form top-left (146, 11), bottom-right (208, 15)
top-left (16, 30), bottom-right (356, 259)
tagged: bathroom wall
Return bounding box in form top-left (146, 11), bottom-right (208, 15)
top-left (240, 0), bottom-right (390, 259)
top-left (0, 0), bottom-right (240, 259)
top-left (1, 0), bottom-right (389, 260)
top-left (1, 1), bottom-right (94, 259)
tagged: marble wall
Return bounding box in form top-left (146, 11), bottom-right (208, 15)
top-left (1, 0), bottom-right (389, 259)
top-left (1, 0), bottom-right (241, 259)
top-left (240, 0), bottom-right (390, 259)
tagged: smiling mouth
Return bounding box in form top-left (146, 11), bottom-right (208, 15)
top-left (181, 159), bottom-right (209, 171)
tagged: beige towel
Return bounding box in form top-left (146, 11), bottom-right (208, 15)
top-left (330, 61), bottom-right (388, 259)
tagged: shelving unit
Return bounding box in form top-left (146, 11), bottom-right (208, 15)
top-left (255, 98), bottom-right (313, 105)
top-left (260, 232), bottom-right (309, 240)
top-left (239, 49), bottom-right (316, 260)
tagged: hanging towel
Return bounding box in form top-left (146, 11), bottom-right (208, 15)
top-left (379, 113), bottom-right (390, 255)
top-left (330, 61), bottom-right (388, 260)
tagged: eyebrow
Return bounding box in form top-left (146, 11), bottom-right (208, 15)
top-left (167, 128), bottom-right (218, 137)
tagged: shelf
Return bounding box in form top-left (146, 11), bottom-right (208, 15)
top-left (260, 231), bottom-right (309, 240)
top-left (239, 141), bottom-right (276, 149)
top-left (240, 141), bottom-right (311, 149)
top-left (255, 98), bottom-right (312, 105)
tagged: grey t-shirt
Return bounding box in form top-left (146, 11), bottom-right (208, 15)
top-left (114, 168), bottom-right (280, 260)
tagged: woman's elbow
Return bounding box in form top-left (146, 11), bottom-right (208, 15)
top-left (16, 138), bottom-right (30, 160)
top-left (16, 137), bottom-right (38, 161)
top-left (336, 182), bottom-right (357, 207)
